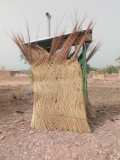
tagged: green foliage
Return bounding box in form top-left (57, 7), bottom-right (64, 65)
top-left (86, 64), bottom-right (98, 73)
top-left (103, 65), bottom-right (119, 74)
top-left (28, 70), bottom-right (33, 82)
top-left (0, 66), bottom-right (6, 70)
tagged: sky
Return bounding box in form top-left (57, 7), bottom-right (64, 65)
top-left (0, 0), bottom-right (120, 70)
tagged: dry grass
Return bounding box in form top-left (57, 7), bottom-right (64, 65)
top-left (12, 22), bottom-right (94, 65)
top-left (86, 43), bottom-right (101, 62)
top-left (31, 61), bottom-right (90, 133)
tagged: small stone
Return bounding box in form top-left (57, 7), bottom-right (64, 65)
top-left (0, 135), bottom-right (5, 140)
top-left (29, 130), bottom-right (34, 134)
top-left (110, 118), bottom-right (115, 122)
top-left (16, 110), bottom-right (24, 114)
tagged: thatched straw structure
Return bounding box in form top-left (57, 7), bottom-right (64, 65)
top-left (32, 61), bottom-right (90, 132)
top-left (13, 23), bottom-right (99, 133)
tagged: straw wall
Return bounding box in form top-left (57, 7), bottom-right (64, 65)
top-left (31, 61), bottom-right (90, 133)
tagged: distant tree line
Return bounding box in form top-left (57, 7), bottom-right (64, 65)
top-left (102, 65), bottom-right (120, 74)
top-left (87, 64), bottom-right (120, 74)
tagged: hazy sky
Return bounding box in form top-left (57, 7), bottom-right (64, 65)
top-left (0, 0), bottom-right (120, 70)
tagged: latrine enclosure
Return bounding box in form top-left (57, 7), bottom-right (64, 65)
top-left (13, 25), bottom-right (99, 133)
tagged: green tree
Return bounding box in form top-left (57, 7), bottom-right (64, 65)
top-left (104, 65), bottom-right (119, 74)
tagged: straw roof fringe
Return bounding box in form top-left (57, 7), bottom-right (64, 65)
top-left (13, 22), bottom-right (98, 65)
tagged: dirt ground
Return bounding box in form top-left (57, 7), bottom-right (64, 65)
top-left (0, 78), bottom-right (120, 160)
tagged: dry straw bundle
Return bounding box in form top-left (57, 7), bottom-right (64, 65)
top-left (13, 22), bottom-right (97, 133)
top-left (32, 61), bottom-right (90, 132)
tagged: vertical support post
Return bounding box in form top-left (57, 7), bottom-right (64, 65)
top-left (82, 44), bottom-right (88, 97)
top-left (78, 43), bottom-right (89, 98)
top-left (45, 12), bottom-right (51, 37)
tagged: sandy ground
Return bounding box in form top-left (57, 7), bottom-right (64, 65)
top-left (0, 78), bottom-right (120, 160)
